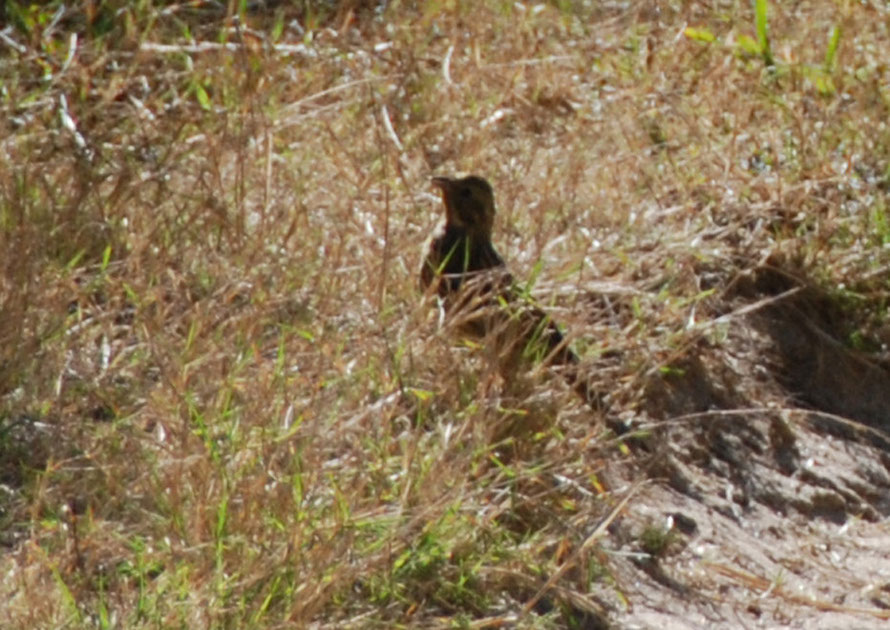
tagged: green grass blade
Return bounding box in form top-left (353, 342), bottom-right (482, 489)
top-left (754, 0), bottom-right (774, 66)
top-left (825, 25), bottom-right (842, 70)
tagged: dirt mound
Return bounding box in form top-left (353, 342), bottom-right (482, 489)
top-left (598, 262), bottom-right (890, 628)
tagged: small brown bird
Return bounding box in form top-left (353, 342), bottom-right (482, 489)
top-left (421, 175), bottom-right (598, 406)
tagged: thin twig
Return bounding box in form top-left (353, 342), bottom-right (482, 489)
top-left (520, 480), bottom-right (647, 617)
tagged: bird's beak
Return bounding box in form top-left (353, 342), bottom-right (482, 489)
top-left (431, 176), bottom-right (452, 191)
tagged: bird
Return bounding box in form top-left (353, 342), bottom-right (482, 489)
top-left (420, 175), bottom-right (601, 408)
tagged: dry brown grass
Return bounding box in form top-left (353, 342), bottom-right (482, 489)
top-left (2, 1), bottom-right (890, 627)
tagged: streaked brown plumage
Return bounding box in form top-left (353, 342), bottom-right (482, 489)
top-left (421, 175), bottom-right (598, 407)
top-left (420, 176), bottom-right (504, 297)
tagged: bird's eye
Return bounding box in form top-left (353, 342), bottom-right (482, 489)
top-left (459, 187), bottom-right (472, 198)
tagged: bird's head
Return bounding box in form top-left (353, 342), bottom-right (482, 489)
top-left (431, 175), bottom-right (496, 239)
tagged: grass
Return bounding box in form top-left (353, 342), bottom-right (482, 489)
top-left (2, 0), bottom-right (890, 627)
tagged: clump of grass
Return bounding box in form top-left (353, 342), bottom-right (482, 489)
top-left (638, 523), bottom-right (680, 559)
